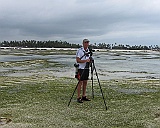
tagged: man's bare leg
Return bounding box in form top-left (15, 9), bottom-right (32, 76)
top-left (77, 81), bottom-right (82, 98)
top-left (82, 80), bottom-right (87, 97)
top-left (82, 80), bottom-right (90, 101)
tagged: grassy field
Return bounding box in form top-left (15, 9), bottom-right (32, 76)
top-left (0, 75), bottom-right (160, 128)
top-left (0, 49), bottom-right (160, 127)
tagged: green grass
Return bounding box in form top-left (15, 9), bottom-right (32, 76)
top-left (0, 76), bottom-right (160, 128)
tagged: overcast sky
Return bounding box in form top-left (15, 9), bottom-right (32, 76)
top-left (0, 0), bottom-right (160, 46)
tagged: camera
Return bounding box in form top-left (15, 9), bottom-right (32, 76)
top-left (74, 63), bottom-right (79, 67)
top-left (88, 47), bottom-right (95, 57)
top-left (74, 63), bottom-right (79, 79)
top-left (88, 47), bottom-right (95, 52)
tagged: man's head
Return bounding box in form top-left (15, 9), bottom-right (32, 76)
top-left (83, 39), bottom-right (90, 49)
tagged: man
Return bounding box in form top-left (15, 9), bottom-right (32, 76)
top-left (76, 39), bottom-right (91, 103)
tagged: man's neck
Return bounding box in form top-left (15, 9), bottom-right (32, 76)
top-left (84, 47), bottom-right (88, 50)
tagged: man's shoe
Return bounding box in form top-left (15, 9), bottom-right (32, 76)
top-left (77, 97), bottom-right (83, 103)
top-left (82, 96), bottom-right (91, 101)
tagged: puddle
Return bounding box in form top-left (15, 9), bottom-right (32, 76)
top-left (109, 85), bottom-right (158, 94)
top-left (118, 88), bottom-right (158, 94)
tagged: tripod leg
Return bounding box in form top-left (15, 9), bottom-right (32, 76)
top-left (68, 80), bottom-right (80, 106)
top-left (93, 63), bottom-right (108, 110)
top-left (68, 68), bottom-right (86, 106)
top-left (91, 63), bottom-right (94, 98)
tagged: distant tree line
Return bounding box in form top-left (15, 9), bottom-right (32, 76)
top-left (0, 40), bottom-right (159, 50)
top-left (92, 42), bottom-right (160, 50)
top-left (0, 40), bottom-right (80, 48)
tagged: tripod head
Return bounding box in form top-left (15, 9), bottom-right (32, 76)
top-left (88, 47), bottom-right (95, 57)
top-left (83, 47), bottom-right (95, 57)
top-left (86, 54), bottom-right (94, 69)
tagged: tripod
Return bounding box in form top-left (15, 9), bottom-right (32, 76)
top-left (68, 56), bottom-right (107, 110)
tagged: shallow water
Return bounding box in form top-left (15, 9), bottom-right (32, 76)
top-left (108, 84), bottom-right (158, 94)
top-left (0, 49), bottom-right (160, 80)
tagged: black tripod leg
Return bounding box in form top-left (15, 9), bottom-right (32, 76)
top-left (93, 63), bottom-right (108, 110)
top-left (91, 63), bottom-right (94, 98)
top-left (68, 68), bottom-right (86, 107)
top-left (68, 80), bottom-right (80, 107)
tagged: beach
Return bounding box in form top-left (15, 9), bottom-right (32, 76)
top-left (0, 48), bottom-right (160, 128)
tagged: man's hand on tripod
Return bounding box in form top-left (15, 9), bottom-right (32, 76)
top-left (85, 59), bottom-right (90, 63)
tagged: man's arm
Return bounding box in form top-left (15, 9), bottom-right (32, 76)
top-left (76, 57), bottom-right (90, 63)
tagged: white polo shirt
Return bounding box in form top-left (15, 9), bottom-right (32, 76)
top-left (76, 47), bottom-right (90, 69)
